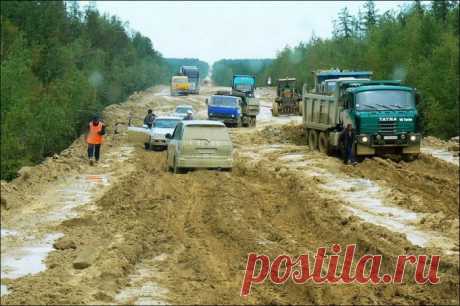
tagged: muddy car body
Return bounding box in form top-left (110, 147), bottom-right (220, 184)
top-left (147, 116), bottom-right (182, 150)
top-left (166, 120), bottom-right (233, 172)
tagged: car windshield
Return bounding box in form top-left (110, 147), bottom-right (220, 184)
top-left (175, 107), bottom-right (192, 113)
top-left (184, 126), bottom-right (230, 141)
top-left (210, 96), bottom-right (238, 107)
top-left (356, 90), bottom-right (414, 110)
top-left (154, 119), bottom-right (181, 128)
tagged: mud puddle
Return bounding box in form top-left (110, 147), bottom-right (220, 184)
top-left (421, 146), bottom-right (459, 166)
top-left (239, 145), bottom-right (457, 253)
top-left (1, 174), bottom-right (111, 295)
top-left (115, 254), bottom-right (170, 305)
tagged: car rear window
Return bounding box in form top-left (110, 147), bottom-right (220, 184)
top-left (183, 126), bottom-right (230, 141)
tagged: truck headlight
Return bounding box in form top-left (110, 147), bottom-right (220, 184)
top-left (410, 135), bottom-right (417, 142)
top-left (361, 136), bottom-right (369, 143)
top-left (231, 114), bottom-right (235, 118)
top-left (209, 113), bottom-right (213, 116)
top-left (400, 133), bottom-right (407, 140)
top-left (376, 134), bottom-right (382, 141)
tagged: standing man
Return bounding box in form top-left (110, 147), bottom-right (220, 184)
top-left (184, 110), bottom-right (193, 120)
top-left (144, 109), bottom-right (156, 128)
top-left (339, 123), bottom-right (357, 165)
top-left (87, 115), bottom-right (106, 166)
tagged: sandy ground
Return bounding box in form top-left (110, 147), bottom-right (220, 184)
top-left (1, 85), bottom-right (458, 305)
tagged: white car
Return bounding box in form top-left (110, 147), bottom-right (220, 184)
top-left (173, 105), bottom-right (193, 119)
top-left (147, 116), bottom-right (182, 150)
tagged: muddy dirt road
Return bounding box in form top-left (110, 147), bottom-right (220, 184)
top-left (1, 85), bottom-right (458, 304)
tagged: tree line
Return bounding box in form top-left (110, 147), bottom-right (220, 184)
top-left (1, 1), bottom-right (172, 180)
top-left (258, 0), bottom-right (459, 139)
top-left (166, 58), bottom-right (210, 78)
top-left (211, 59), bottom-right (273, 86)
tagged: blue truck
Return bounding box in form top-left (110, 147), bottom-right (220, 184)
top-left (207, 75), bottom-right (260, 127)
top-left (207, 95), bottom-right (243, 127)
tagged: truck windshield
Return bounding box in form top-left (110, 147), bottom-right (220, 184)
top-left (154, 119), bottom-right (181, 128)
top-left (210, 96), bottom-right (238, 107)
top-left (356, 90), bottom-right (414, 110)
top-left (326, 82), bottom-right (336, 93)
top-left (174, 78), bottom-right (187, 84)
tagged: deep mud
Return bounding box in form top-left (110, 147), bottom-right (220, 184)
top-left (1, 85), bottom-right (458, 304)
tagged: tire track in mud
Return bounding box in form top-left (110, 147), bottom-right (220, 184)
top-left (1, 86), bottom-right (458, 304)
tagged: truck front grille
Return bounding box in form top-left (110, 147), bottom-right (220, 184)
top-left (379, 121), bottom-right (397, 134)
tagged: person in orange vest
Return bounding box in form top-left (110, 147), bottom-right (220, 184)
top-left (86, 115), bottom-right (106, 165)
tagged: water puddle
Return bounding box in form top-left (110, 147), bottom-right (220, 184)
top-left (421, 147), bottom-right (459, 166)
top-left (1, 233), bottom-right (63, 280)
top-left (1, 174), bottom-right (111, 286)
top-left (115, 254), bottom-right (169, 305)
top-left (106, 145), bottom-right (135, 162)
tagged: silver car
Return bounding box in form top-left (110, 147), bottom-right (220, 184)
top-left (166, 120), bottom-right (233, 173)
top-left (147, 116), bottom-right (182, 151)
top-left (173, 105), bottom-right (193, 119)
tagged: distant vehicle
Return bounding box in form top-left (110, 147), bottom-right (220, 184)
top-left (180, 66), bottom-right (200, 94)
top-left (302, 75), bottom-right (421, 160)
top-left (310, 70), bottom-right (373, 93)
top-left (212, 75), bottom-right (259, 127)
top-left (207, 95), bottom-right (243, 127)
top-left (171, 75), bottom-right (189, 96)
top-left (146, 116), bottom-right (182, 151)
top-left (272, 78), bottom-right (302, 116)
top-left (165, 120), bottom-right (233, 173)
top-left (173, 105), bottom-right (194, 119)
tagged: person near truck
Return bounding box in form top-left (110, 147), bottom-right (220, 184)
top-left (87, 115), bottom-right (106, 165)
top-left (184, 110), bottom-right (193, 120)
top-left (144, 109), bottom-right (156, 128)
top-left (339, 123), bottom-right (357, 165)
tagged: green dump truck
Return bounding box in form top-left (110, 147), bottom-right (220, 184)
top-left (302, 77), bottom-right (422, 159)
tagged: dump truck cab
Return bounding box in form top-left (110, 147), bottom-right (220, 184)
top-left (207, 95), bottom-right (243, 127)
top-left (171, 75), bottom-right (189, 96)
top-left (272, 78), bottom-right (302, 116)
top-left (232, 75), bottom-right (256, 97)
top-left (338, 80), bottom-right (421, 156)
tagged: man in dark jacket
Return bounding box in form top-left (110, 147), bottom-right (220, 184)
top-left (144, 109), bottom-right (156, 128)
top-left (339, 123), bottom-right (357, 165)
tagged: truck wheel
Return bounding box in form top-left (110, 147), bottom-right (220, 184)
top-left (318, 132), bottom-right (330, 155)
top-left (237, 117), bottom-right (242, 127)
top-left (308, 130), bottom-right (318, 151)
top-left (298, 102), bottom-right (303, 116)
top-left (272, 102), bottom-right (279, 117)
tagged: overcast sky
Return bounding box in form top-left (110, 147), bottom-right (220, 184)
top-left (92, 1), bottom-right (410, 64)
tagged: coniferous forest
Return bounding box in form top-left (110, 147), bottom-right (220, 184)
top-left (1, 1), bottom-right (170, 179)
top-left (256, 1), bottom-right (459, 139)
